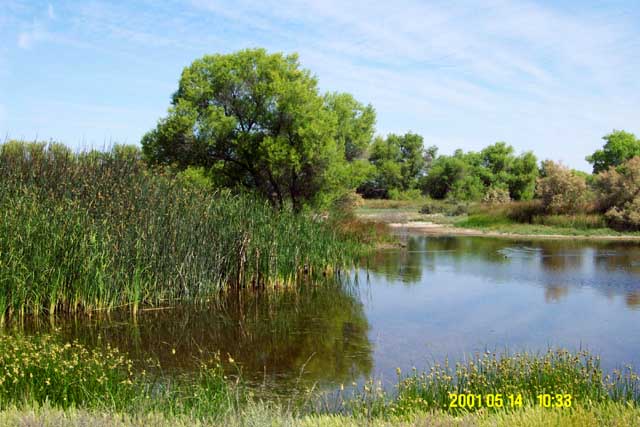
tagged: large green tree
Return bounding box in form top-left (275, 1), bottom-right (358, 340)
top-left (358, 132), bottom-right (427, 197)
top-left (142, 49), bottom-right (373, 211)
top-left (586, 130), bottom-right (640, 174)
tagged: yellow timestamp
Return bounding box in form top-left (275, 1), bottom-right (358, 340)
top-left (536, 393), bottom-right (573, 408)
top-left (449, 393), bottom-right (523, 409)
top-left (448, 393), bottom-right (572, 409)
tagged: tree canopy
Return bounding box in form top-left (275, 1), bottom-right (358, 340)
top-left (358, 132), bottom-right (430, 198)
top-left (142, 48), bottom-right (375, 211)
top-left (586, 130), bottom-right (640, 174)
top-left (140, 48), bottom-right (639, 212)
top-left (420, 143), bottom-right (538, 201)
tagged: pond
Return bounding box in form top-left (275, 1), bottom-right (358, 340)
top-left (22, 234), bottom-right (640, 394)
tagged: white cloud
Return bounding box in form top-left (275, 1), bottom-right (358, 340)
top-left (190, 0), bottom-right (639, 169)
top-left (3, 0), bottom-right (639, 168)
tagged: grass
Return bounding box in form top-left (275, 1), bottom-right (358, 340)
top-left (341, 349), bottom-right (639, 419)
top-left (0, 141), bottom-right (376, 318)
top-left (358, 197), bottom-right (640, 237)
top-left (437, 201), bottom-right (638, 237)
top-left (1, 403), bottom-right (639, 427)
top-left (454, 213), bottom-right (638, 236)
top-left (0, 334), bottom-right (639, 426)
top-left (0, 333), bottom-right (241, 418)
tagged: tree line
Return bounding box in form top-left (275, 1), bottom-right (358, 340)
top-left (142, 48), bottom-right (640, 223)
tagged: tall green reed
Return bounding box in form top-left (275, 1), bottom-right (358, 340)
top-left (0, 141), bottom-right (368, 318)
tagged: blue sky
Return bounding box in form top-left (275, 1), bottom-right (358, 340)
top-left (1, 0), bottom-right (639, 170)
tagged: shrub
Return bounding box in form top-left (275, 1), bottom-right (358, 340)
top-left (331, 191), bottom-right (365, 215)
top-left (448, 174), bottom-right (485, 201)
top-left (536, 161), bottom-right (589, 214)
top-left (482, 187), bottom-right (511, 204)
top-left (388, 188), bottom-right (422, 201)
top-left (595, 156), bottom-right (640, 230)
top-left (419, 200), bottom-right (469, 216)
top-left (504, 200), bottom-right (545, 223)
top-left (604, 197), bottom-right (640, 230)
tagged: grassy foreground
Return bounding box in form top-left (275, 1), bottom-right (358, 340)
top-left (1, 334), bottom-right (639, 426)
top-left (1, 403), bottom-right (639, 427)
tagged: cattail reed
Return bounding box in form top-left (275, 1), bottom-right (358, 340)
top-left (0, 141), bottom-right (367, 319)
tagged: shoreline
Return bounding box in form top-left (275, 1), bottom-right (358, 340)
top-left (385, 221), bottom-right (640, 241)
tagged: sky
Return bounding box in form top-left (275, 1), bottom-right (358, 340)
top-left (1, 0), bottom-right (639, 171)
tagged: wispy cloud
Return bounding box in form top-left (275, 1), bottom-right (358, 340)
top-left (189, 0), bottom-right (640, 167)
top-left (2, 0), bottom-right (639, 168)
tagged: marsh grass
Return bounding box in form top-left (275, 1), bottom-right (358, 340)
top-left (1, 335), bottom-right (639, 425)
top-left (0, 141), bottom-right (369, 318)
top-left (0, 333), bottom-right (240, 419)
top-left (531, 214), bottom-right (607, 229)
top-left (453, 202), bottom-right (632, 236)
top-left (343, 349), bottom-right (640, 418)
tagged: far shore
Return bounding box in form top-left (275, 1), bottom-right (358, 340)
top-left (356, 206), bottom-right (640, 241)
top-left (385, 221), bottom-right (640, 241)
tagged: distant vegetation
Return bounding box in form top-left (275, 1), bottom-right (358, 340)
top-left (141, 48), bottom-right (640, 231)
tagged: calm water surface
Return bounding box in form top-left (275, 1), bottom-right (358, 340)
top-left (37, 235), bottom-right (640, 392)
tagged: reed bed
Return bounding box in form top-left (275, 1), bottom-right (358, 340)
top-left (0, 141), bottom-right (367, 318)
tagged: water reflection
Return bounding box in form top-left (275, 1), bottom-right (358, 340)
top-left (367, 236), bottom-right (640, 308)
top-left (363, 235), bottom-right (640, 382)
top-left (26, 282), bottom-right (373, 393)
top-left (16, 235), bottom-right (640, 392)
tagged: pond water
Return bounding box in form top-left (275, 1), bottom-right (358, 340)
top-left (28, 235), bottom-right (640, 393)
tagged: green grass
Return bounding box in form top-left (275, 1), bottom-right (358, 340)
top-left (454, 214), bottom-right (639, 236)
top-left (360, 198), bottom-right (429, 210)
top-left (0, 333), bottom-right (241, 418)
top-left (0, 141), bottom-right (373, 318)
top-left (1, 403), bottom-right (639, 427)
top-left (341, 349), bottom-right (639, 420)
top-left (1, 335), bottom-right (639, 426)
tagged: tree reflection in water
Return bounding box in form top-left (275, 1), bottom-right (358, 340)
top-left (366, 235), bottom-right (640, 308)
top-left (27, 280), bottom-right (373, 394)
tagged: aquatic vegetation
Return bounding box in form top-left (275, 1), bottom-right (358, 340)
top-left (0, 333), bottom-right (138, 410)
top-left (0, 333), bottom-right (238, 418)
top-left (1, 335), bottom-right (638, 425)
top-left (0, 141), bottom-right (371, 318)
top-left (344, 349), bottom-right (640, 417)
